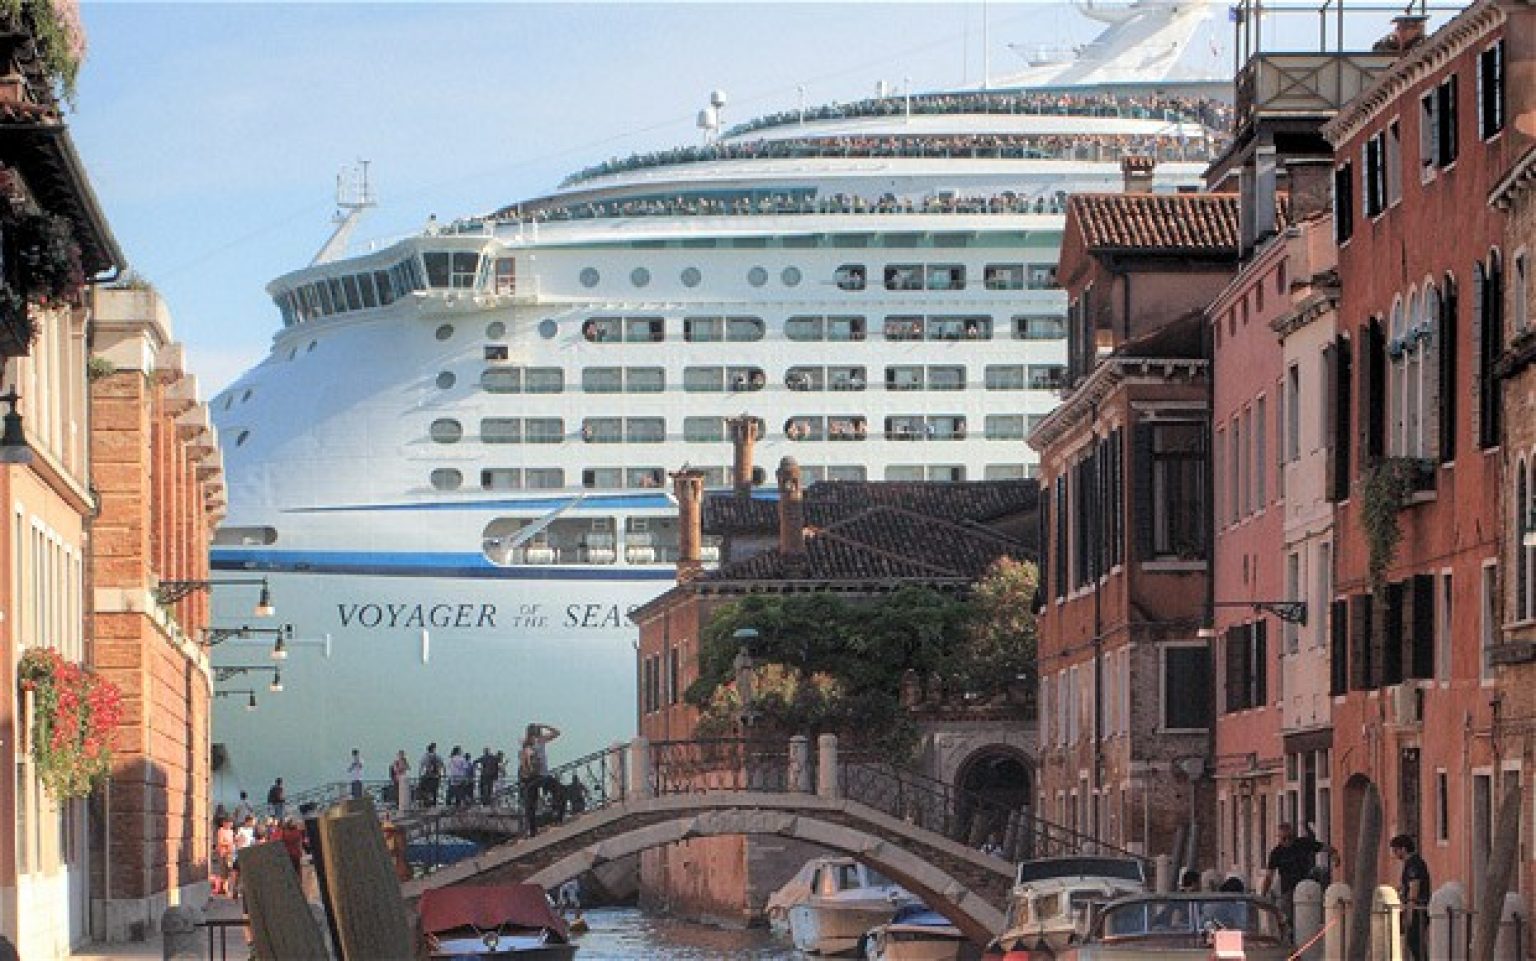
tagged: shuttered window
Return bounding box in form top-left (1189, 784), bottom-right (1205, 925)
top-left (1440, 274), bottom-right (1458, 462)
top-left (1329, 337), bottom-right (1353, 502)
top-left (1331, 599), bottom-right (1350, 696)
top-left (1348, 594), bottom-right (1373, 691)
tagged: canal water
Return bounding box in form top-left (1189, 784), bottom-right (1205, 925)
top-left (570, 906), bottom-right (805, 959)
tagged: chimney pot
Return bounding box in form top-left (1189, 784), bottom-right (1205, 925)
top-left (776, 456), bottom-right (807, 564)
top-left (671, 468), bottom-right (706, 582)
top-left (728, 415), bottom-right (761, 498)
top-left (1121, 155), bottom-right (1156, 194)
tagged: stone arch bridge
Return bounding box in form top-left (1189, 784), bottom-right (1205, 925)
top-left (373, 736), bottom-right (1142, 946)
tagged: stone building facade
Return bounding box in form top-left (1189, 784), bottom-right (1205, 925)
top-left (88, 288), bottom-right (224, 941)
top-left (1320, 0), bottom-right (1534, 896)
top-left (1030, 190), bottom-right (1239, 863)
top-left (0, 7), bottom-right (123, 953)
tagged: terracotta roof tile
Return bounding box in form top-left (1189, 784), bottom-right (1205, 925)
top-left (704, 505), bottom-right (1028, 584)
top-left (1068, 193), bottom-right (1242, 253)
top-left (703, 479), bottom-right (1038, 535)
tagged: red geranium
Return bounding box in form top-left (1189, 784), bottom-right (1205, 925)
top-left (17, 647), bottom-right (122, 799)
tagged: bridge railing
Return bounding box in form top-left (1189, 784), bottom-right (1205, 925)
top-left (649, 738), bottom-right (790, 795)
top-left (837, 753), bottom-right (1148, 870)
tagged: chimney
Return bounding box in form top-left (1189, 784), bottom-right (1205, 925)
top-left (728, 414), bottom-right (760, 498)
top-left (776, 456), bottom-right (807, 566)
top-left (670, 467), bottom-right (705, 582)
top-left (1121, 155), bottom-right (1156, 194)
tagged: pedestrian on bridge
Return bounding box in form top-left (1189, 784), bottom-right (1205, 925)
top-left (347, 748), bottom-right (364, 799)
top-left (476, 747), bottom-right (500, 806)
top-left (520, 722), bottom-right (561, 836)
top-left (266, 777), bottom-right (286, 820)
top-left (418, 742), bottom-right (444, 808)
top-left (391, 750), bottom-right (411, 814)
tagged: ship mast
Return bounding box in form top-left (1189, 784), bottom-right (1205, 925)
top-left (310, 161), bottom-right (377, 266)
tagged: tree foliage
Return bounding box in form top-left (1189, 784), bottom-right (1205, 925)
top-left (686, 558), bottom-right (1039, 756)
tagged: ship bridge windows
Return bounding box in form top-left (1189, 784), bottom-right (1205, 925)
top-left (786, 315), bottom-right (866, 342)
top-left (423, 251), bottom-right (482, 289)
top-left (212, 526), bottom-right (279, 547)
top-left (1013, 315), bottom-right (1066, 340)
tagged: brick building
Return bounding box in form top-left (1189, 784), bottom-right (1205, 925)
top-left (1320, 0), bottom-right (1535, 898)
top-left (1489, 139), bottom-right (1536, 924)
top-left (631, 424), bottom-right (1038, 925)
top-left (1029, 189), bottom-right (1239, 861)
top-left (88, 287), bottom-right (224, 941)
top-left (0, 6), bottom-right (123, 954)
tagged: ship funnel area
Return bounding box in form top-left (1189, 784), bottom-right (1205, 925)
top-left (310, 160), bottom-right (377, 266)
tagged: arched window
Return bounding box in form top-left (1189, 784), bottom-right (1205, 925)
top-left (1420, 283), bottom-right (1442, 460)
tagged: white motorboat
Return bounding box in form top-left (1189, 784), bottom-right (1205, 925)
top-left (987, 856), bottom-right (1146, 956)
top-left (862, 903), bottom-right (982, 961)
top-left (772, 856), bottom-right (914, 956)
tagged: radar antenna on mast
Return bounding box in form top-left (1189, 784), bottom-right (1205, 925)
top-left (310, 160), bottom-right (377, 266)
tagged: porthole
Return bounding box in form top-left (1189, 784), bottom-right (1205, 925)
top-left (435, 324), bottom-right (455, 341)
top-left (430, 468), bottom-right (463, 491)
top-left (486, 321), bottom-right (507, 339)
top-left (631, 267), bottom-right (651, 288)
top-left (748, 267), bottom-right (768, 287)
top-left (681, 267), bottom-right (702, 288)
top-left (235, 430), bottom-right (250, 447)
top-left (538, 319), bottom-right (558, 339)
top-left (436, 371), bottom-right (456, 390)
top-left (781, 266), bottom-right (802, 287)
top-left (429, 419), bottom-right (463, 444)
top-left (579, 267), bottom-right (600, 288)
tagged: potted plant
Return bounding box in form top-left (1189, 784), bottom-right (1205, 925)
top-left (17, 647), bottom-right (123, 799)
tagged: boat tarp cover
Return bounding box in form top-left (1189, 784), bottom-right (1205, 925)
top-left (419, 884), bottom-right (569, 939)
top-left (1015, 856), bottom-right (1145, 886)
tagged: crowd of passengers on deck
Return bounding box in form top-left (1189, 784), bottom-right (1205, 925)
top-left (722, 89), bottom-right (1237, 137)
top-left (504, 189), bottom-right (1073, 224)
top-left (561, 129), bottom-right (1228, 185)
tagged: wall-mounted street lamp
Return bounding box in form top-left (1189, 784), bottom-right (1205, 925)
top-left (215, 688), bottom-right (259, 711)
top-left (203, 623), bottom-right (292, 660)
top-left (1196, 600), bottom-right (1308, 638)
top-left (215, 665), bottom-right (283, 693)
top-left (0, 388), bottom-right (32, 465)
top-left (154, 576), bottom-right (274, 616)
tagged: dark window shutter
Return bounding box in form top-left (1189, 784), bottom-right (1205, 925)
top-left (1440, 276), bottom-right (1458, 462)
top-left (1411, 574), bottom-right (1436, 679)
top-left (1349, 594), bottom-right (1373, 691)
top-left (1254, 620), bottom-right (1268, 707)
top-left (1039, 482), bottom-right (1051, 601)
top-left (1381, 582), bottom-right (1404, 687)
top-left (1133, 423), bottom-right (1155, 560)
top-left (1331, 337), bottom-right (1354, 502)
top-left (1331, 599), bottom-right (1350, 696)
top-left (1225, 628), bottom-right (1245, 713)
top-left (1364, 318), bottom-right (1386, 462)
top-left (1055, 482), bottom-right (1068, 599)
top-left (1439, 76), bottom-right (1459, 165)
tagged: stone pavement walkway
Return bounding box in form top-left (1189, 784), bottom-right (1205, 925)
top-left (70, 896), bottom-right (254, 960)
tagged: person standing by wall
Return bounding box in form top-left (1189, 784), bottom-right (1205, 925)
top-left (1390, 834), bottom-right (1430, 961)
top-left (347, 749), bottom-right (365, 799)
top-left (519, 723), bottom-right (560, 835)
top-left (1260, 822), bottom-right (1322, 924)
top-left (390, 750), bottom-right (411, 814)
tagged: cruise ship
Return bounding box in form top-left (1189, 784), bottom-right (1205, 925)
top-left (207, 0), bottom-right (1233, 792)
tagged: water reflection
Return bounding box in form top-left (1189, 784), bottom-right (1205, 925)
top-left (571, 906), bottom-right (804, 960)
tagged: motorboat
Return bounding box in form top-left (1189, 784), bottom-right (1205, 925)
top-left (1055, 892), bottom-right (1292, 960)
top-left (986, 856), bottom-right (1146, 956)
top-left (419, 884), bottom-right (579, 959)
top-left (861, 903), bottom-right (982, 961)
top-left (772, 856), bottom-right (914, 956)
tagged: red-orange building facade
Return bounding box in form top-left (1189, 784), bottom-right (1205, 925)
top-left (1321, 0), bottom-right (1534, 898)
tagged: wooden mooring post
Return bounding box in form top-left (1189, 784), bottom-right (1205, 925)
top-left (317, 797), bottom-right (416, 960)
top-left (239, 841), bottom-right (329, 960)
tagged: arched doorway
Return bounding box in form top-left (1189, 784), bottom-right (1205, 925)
top-left (955, 747), bottom-right (1033, 846)
top-left (1341, 774), bottom-right (1374, 879)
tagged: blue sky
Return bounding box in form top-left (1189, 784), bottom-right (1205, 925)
top-left (64, 2), bottom-right (1431, 392)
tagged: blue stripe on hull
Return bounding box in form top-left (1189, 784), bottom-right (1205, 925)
top-left (210, 549), bottom-right (678, 581)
